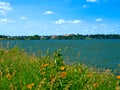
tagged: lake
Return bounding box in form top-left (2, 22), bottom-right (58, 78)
top-left (0, 39), bottom-right (120, 69)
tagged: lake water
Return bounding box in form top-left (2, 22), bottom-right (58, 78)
top-left (0, 39), bottom-right (120, 69)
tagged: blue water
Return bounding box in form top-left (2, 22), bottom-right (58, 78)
top-left (0, 39), bottom-right (120, 69)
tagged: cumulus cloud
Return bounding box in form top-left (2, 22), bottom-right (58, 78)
top-left (86, 0), bottom-right (98, 3)
top-left (0, 1), bottom-right (12, 15)
top-left (44, 10), bottom-right (54, 15)
top-left (20, 16), bottom-right (27, 20)
top-left (72, 20), bottom-right (82, 24)
top-left (0, 18), bottom-right (14, 23)
top-left (95, 18), bottom-right (102, 22)
top-left (54, 19), bottom-right (82, 25)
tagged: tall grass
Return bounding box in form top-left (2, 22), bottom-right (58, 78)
top-left (0, 47), bottom-right (120, 90)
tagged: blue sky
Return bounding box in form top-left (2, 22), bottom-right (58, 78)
top-left (0, 0), bottom-right (120, 36)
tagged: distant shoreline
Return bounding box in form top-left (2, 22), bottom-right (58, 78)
top-left (0, 34), bottom-right (120, 40)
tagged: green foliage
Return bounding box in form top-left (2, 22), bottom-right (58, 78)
top-left (0, 48), bottom-right (119, 90)
top-left (0, 34), bottom-right (120, 40)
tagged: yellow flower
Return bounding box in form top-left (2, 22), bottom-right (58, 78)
top-left (61, 72), bottom-right (67, 78)
top-left (117, 75), bottom-right (120, 79)
top-left (60, 66), bottom-right (65, 71)
top-left (6, 74), bottom-right (11, 80)
top-left (26, 84), bottom-right (32, 90)
top-left (26, 83), bottom-right (34, 90)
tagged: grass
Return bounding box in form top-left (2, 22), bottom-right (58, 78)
top-left (0, 47), bottom-right (120, 90)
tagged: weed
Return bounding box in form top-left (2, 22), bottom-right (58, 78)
top-left (0, 47), bottom-right (118, 90)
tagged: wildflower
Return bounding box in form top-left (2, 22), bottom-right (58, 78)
top-left (12, 71), bottom-right (16, 76)
top-left (39, 78), bottom-right (46, 87)
top-left (60, 66), bottom-right (65, 71)
top-left (6, 73), bottom-right (11, 80)
top-left (26, 84), bottom-right (32, 90)
top-left (50, 75), bottom-right (55, 83)
top-left (31, 83), bottom-right (34, 86)
top-left (44, 64), bottom-right (49, 67)
top-left (61, 72), bottom-right (67, 78)
top-left (117, 75), bottom-right (120, 79)
top-left (93, 83), bottom-right (98, 87)
top-left (26, 83), bottom-right (34, 90)
top-left (51, 77), bottom-right (55, 83)
top-left (40, 64), bottom-right (48, 68)
top-left (41, 72), bottom-right (45, 75)
top-left (40, 64), bottom-right (49, 70)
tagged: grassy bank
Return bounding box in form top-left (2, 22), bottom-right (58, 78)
top-left (0, 47), bottom-right (120, 90)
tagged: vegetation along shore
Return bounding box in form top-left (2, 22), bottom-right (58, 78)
top-left (0, 47), bottom-right (120, 90)
top-left (0, 34), bottom-right (120, 40)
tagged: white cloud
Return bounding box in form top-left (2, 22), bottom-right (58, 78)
top-left (72, 20), bottom-right (82, 24)
top-left (0, 1), bottom-right (12, 15)
top-left (100, 23), bottom-right (107, 26)
top-left (83, 5), bottom-right (89, 8)
top-left (55, 19), bottom-right (65, 24)
top-left (86, 0), bottom-right (98, 3)
top-left (44, 10), bottom-right (54, 15)
top-left (54, 19), bottom-right (82, 25)
top-left (0, 18), bottom-right (14, 23)
top-left (20, 16), bottom-right (27, 20)
top-left (95, 18), bottom-right (102, 22)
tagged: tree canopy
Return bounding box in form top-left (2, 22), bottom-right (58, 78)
top-left (0, 34), bottom-right (120, 40)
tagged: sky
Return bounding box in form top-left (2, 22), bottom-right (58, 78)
top-left (0, 0), bottom-right (120, 36)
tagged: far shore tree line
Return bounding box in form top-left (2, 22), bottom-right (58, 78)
top-left (0, 34), bottom-right (120, 40)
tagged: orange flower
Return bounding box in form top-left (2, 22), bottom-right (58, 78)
top-left (117, 75), bottom-right (120, 79)
top-left (40, 64), bottom-right (49, 70)
top-left (40, 64), bottom-right (48, 68)
top-left (44, 64), bottom-right (49, 67)
top-left (93, 83), bottom-right (98, 87)
top-left (60, 66), bottom-right (65, 71)
top-left (6, 74), bottom-right (11, 80)
top-left (61, 72), bottom-right (67, 78)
